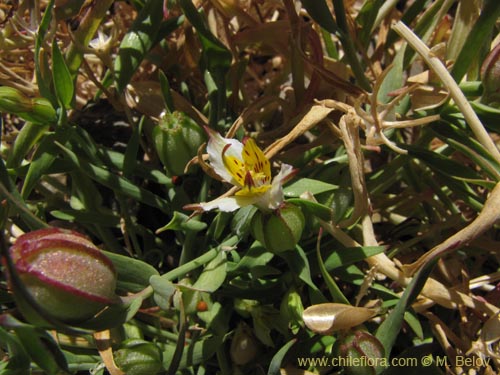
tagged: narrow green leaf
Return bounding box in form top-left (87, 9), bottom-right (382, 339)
top-left (123, 117), bottom-right (143, 178)
top-left (431, 123), bottom-right (500, 179)
top-left (403, 311), bottom-right (424, 339)
top-left (230, 242), bottom-right (274, 272)
top-left (34, 0), bottom-right (56, 105)
top-left (471, 101), bottom-right (500, 133)
top-left (50, 209), bottom-right (120, 226)
top-left (6, 122), bottom-right (50, 168)
top-left (406, 144), bottom-right (496, 189)
top-left (13, 324), bottom-right (69, 375)
top-left (323, 246), bottom-right (386, 270)
top-left (267, 338), bottom-right (297, 375)
top-left (331, 0), bottom-right (371, 90)
top-left (285, 246), bottom-right (325, 303)
top-left (284, 178), bottom-right (338, 197)
top-left (55, 142), bottom-right (170, 213)
top-left (356, 0), bottom-right (385, 46)
top-left (451, 0), bottom-right (500, 82)
top-left (375, 261), bottom-right (436, 359)
top-left (102, 250), bottom-right (160, 293)
top-left (156, 211), bottom-right (207, 233)
top-left (114, 0), bottom-right (164, 92)
top-left (178, 0), bottom-right (231, 73)
top-left (0, 325), bottom-right (31, 374)
top-left (0, 158), bottom-right (48, 230)
top-left (301, 0), bottom-right (339, 35)
top-left (21, 135), bottom-right (58, 199)
top-left (316, 233), bottom-right (349, 304)
top-left (21, 128), bottom-right (72, 199)
top-left (179, 0), bottom-right (231, 126)
top-left (159, 70), bottom-right (175, 113)
top-left (52, 40), bottom-right (74, 109)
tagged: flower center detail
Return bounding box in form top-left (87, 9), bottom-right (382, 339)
top-left (222, 138), bottom-right (272, 197)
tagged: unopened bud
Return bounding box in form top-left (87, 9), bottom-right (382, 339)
top-left (0, 87), bottom-right (56, 123)
top-left (8, 228), bottom-right (118, 323)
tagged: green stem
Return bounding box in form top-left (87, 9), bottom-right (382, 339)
top-left (133, 235), bottom-right (239, 300)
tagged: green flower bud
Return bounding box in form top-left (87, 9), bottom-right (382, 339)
top-left (280, 288), bottom-right (304, 334)
top-left (153, 111), bottom-right (206, 176)
top-left (29, 98), bottom-right (58, 123)
top-left (0, 87), bottom-right (56, 123)
top-left (334, 330), bottom-right (385, 375)
top-left (481, 43), bottom-right (500, 106)
top-left (251, 204), bottom-right (305, 253)
top-left (8, 228), bottom-right (118, 323)
top-left (114, 339), bottom-right (163, 375)
top-left (0, 86), bottom-right (33, 112)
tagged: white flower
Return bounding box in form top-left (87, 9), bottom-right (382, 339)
top-left (188, 128), bottom-right (295, 212)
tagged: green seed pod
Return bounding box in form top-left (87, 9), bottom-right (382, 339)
top-left (230, 323), bottom-right (259, 365)
top-left (333, 330), bottom-right (385, 375)
top-left (0, 86), bottom-right (56, 123)
top-left (114, 339), bottom-right (163, 375)
top-left (153, 111), bottom-right (206, 176)
top-left (8, 228), bottom-right (118, 323)
top-left (481, 43), bottom-right (500, 107)
top-left (251, 204), bottom-right (305, 253)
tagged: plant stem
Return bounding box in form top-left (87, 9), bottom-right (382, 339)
top-left (134, 235), bottom-right (239, 300)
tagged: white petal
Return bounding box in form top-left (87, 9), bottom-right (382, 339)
top-left (205, 127), bottom-right (243, 185)
top-left (198, 195), bottom-right (258, 212)
top-left (255, 163), bottom-right (294, 211)
top-left (275, 163), bottom-right (295, 184)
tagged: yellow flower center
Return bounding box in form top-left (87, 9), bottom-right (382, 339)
top-left (222, 138), bottom-right (272, 197)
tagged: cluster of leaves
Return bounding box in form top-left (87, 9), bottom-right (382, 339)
top-left (0, 0), bottom-right (500, 374)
